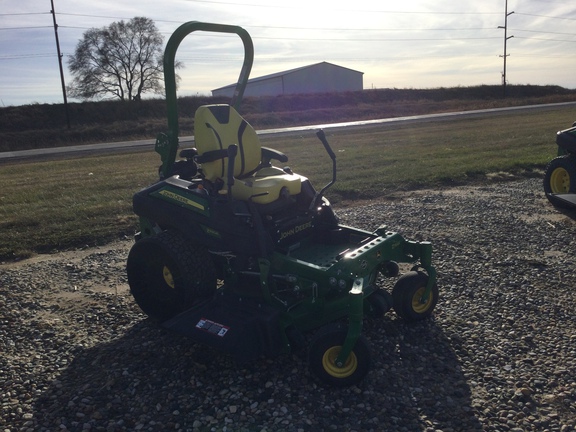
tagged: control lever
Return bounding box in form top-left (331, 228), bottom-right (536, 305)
top-left (309, 130), bottom-right (337, 211)
top-left (227, 144), bottom-right (238, 198)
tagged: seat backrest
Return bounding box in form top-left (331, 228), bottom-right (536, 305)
top-left (194, 104), bottom-right (261, 182)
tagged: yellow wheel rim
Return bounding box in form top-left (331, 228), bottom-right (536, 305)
top-left (550, 167), bottom-right (570, 193)
top-left (322, 346), bottom-right (358, 378)
top-left (163, 265), bottom-right (175, 289)
top-left (412, 287), bottom-right (433, 314)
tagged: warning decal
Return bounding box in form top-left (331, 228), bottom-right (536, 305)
top-left (195, 318), bottom-right (230, 337)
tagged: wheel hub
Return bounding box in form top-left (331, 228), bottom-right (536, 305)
top-left (412, 287), bottom-right (432, 313)
top-left (163, 265), bottom-right (175, 289)
top-left (322, 346), bottom-right (358, 378)
top-left (550, 167), bottom-right (570, 193)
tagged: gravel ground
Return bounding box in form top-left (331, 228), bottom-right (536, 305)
top-left (1, 177), bottom-right (576, 432)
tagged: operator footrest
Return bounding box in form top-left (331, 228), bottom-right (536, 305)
top-left (161, 294), bottom-right (285, 363)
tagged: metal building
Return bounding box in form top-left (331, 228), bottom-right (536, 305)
top-left (212, 62), bottom-right (363, 98)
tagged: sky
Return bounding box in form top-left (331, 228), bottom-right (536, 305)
top-left (1, 0), bottom-right (576, 107)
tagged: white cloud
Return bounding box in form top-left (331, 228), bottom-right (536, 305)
top-left (1, 0), bottom-right (575, 106)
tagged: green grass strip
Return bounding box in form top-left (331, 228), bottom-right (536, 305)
top-left (0, 107), bottom-right (572, 261)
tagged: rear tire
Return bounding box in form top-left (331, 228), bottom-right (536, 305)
top-left (127, 230), bottom-right (216, 322)
top-left (543, 155), bottom-right (576, 207)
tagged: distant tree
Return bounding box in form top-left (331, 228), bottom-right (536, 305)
top-left (67, 17), bottom-right (171, 101)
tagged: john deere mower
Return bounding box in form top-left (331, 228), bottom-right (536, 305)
top-left (544, 121), bottom-right (576, 208)
top-left (126, 21), bottom-right (439, 386)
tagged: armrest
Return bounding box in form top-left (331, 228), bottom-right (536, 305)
top-left (261, 146), bottom-right (288, 164)
top-left (195, 148), bottom-right (229, 164)
top-left (179, 148), bottom-right (198, 159)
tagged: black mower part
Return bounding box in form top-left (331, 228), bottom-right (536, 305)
top-left (126, 230), bottom-right (217, 322)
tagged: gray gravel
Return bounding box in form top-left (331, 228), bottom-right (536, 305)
top-left (1, 177), bottom-right (576, 432)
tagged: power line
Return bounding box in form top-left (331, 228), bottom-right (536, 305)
top-left (172, 55), bottom-right (505, 62)
top-left (250, 36), bottom-right (502, 41)
top-left (28, 26), bottom-right (503, 40)
top-left (55, 16), bottom-right (498, 33)
top-left (0, 12), bottom-right (49, 16)
top-left (515, 12), bottom-right (576, 21)
top-left (0, 26), bottom-right (52, 30)
top-left (0, 54), bottom-right (54, 60)
top-left (2, 17), bottom-right (571, 44)
top-left (6, 10), bottom-right (562, 37)
top-left (515, 36), bottom-right (576, 43)
top-left (58, 25), bottom-right (92, 30)
top-left (57, 12), bottom-right (174, 22)
top-left (184, 0), bottom-right (501, 14)
top-left (246, 25), bottom-right (497, 32)
top-left (511, 28), bottom-right (576, 36)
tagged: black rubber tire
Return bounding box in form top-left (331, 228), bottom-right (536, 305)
top-left (127, 230), bottom-right (216, 322)
top-left (308, 324), bottom-right (371, 387)
top-left (365, 289), bottom-right (393, 319)
top-left (392, 271), bottom-right (438, 322)
top-left (543, 155), bottom-right (576, 207)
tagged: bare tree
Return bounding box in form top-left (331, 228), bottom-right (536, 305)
top-left (68, 17), bottom-right (168, 101)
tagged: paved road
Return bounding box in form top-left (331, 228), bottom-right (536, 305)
top-left (2, 101), bottom-right (575, 164)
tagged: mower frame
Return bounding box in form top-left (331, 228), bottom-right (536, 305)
top-left (127, 21), bottom-right (439, 386)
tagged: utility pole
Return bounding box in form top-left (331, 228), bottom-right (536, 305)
top-left (498, 0), bottom-right (514, 98)
top-left (50, 0), bottom-right (70, 129)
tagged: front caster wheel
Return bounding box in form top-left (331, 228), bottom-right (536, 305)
top-left (543, 155), bottom-right (576, 208)
top-left (392, 271), bottom-right (438, 322)
top-left (308, 325), bottom-right (371, 387)
top-left (365, 289), bottom-right (393, 319)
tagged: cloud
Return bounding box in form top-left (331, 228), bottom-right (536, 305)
top-left (1, 0), bottom-right (575, 106)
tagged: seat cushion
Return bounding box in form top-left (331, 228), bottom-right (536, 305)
top-left (231, 173), bottom-right (305, 204)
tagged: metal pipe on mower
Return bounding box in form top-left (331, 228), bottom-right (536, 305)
top-left (309, 129), bottom-right (337, 211)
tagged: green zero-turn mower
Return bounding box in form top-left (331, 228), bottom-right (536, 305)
top-left (126, 21), bottom-right (439, 387)
top-left (544, 121), bottom-right (576, 208)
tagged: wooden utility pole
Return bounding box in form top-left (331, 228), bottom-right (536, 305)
top-left (50, 0), bottom-right (70, 128)
top-left (498, 0), bottom-right (514, 98)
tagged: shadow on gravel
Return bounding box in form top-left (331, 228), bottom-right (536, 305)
top-left (554, 205), bottom-right (576, 221)
top-left (364, 316), bottom-right (483, 432)
top-left (32, 315), bottom-right (480, 431)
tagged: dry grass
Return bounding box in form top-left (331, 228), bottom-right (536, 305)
top-left (1, 105), bottom-right (572, 261)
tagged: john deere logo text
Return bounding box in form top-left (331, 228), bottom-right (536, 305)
top-left (156, 189), bottom-right (206, 214)
top-left (279, 221), bottom-right (313, 240)
top-left (160, 189), bottom-right (204, 210)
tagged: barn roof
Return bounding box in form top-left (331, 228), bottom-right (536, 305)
top-left (212, 61), bottom-right (363, 92)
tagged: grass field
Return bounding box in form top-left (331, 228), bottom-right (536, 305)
top-left (0, 106), bottom-right (574, 261)
top-left (2, 84), bottom-right (576, 152)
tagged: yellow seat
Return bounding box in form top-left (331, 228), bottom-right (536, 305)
top-left (194, 104), bottom-right (304, 204)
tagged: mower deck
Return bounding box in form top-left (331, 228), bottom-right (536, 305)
top-left (547, 193), bottom-right (576, 207)
top-left (162, 294), bottom-right (285, 363)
